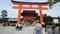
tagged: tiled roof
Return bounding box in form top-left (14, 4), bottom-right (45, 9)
top-left (11, 0), bottom-right (48, 5)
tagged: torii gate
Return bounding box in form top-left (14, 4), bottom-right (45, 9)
top-left (11, 0), bottom-right (48, 25)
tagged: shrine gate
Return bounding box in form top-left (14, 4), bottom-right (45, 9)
top-left (11, 0), bottom-right (48, 25)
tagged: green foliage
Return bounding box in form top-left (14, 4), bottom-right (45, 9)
top-left (48, 0), bottom-right (53, 9)
top-left (43, 14), bottom-right (53, 25)
top-left (48, 0), bottom-right (60, 9)
top-left (44, 16), bottom-right (52, 22)
top-left (1, 10), bottom-right (7, 18)
top-left (1, 10), bottom-right (8, 24)
top-left (36, 14), bottom-right (53, 25)
top-left (1, 10), bottom-right (7, 13)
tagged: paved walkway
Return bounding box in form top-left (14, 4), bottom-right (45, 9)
top-left (0, 26), bottom-right (35, 34)
top-left (0, 24), bottom-right (60, 34)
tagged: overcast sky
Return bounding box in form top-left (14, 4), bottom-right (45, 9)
top-left (0, 0), bottom-right (60, 18)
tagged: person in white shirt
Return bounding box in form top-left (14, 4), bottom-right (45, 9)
top-left (33, 23), bottom-right (43, 34)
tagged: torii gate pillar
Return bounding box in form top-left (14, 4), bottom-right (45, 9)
top-left (39, 4), bottom-right (43, 24)
top-left (17, 5), bottom-right (22, 24)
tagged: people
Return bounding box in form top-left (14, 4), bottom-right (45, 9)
top-left (33, 23), bottom-right (43, 34)
top-left (59, 27), bottom-right (60, 33)
top-left (18, 23), bottom-right (23, 30)
top-left (52, 24), bottom-right (55, 34)
top-left (15, 23), bottom-right (23, 30)
top-left (15, 24), bottom-right (19, 30)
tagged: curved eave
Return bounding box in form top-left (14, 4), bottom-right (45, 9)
top-left (11, 0), bottom-right (48, 5)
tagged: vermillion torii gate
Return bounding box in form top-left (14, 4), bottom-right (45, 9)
top-left (11, 0), bottom-right (48, 25)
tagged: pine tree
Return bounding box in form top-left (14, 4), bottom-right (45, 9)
top-left (1, 10), bottom-right (8, 27)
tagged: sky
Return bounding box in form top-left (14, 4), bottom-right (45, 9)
top-left (0, 0), bottom-right (60, 18)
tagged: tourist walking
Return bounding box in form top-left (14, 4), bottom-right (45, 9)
top-left (52, 25), bottom-right (55, 34)
top-left (59, 27), bottom-right (60, 34)
top-left (33, 23), bottom-right (42, 34)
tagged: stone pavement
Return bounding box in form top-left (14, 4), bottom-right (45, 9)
top-left (0, 26), bottom-right (35, 34)
top-left (0, 24), bottom-right (60, 34)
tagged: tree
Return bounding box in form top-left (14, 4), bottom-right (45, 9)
top-left (43, 14), bottom-right (53, 25)
top-left (1, 10), bottom-right (8, 27)
top-left (1, 10), bottom-right (7, 18)
top-left (48, 0), bottom-right (60, 9)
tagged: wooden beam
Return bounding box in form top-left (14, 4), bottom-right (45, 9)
top-left (42, 8), bottom-right (48, 10)
top-left (30, 4), bottom-right (32, 8)
top-left (12, 6), bottom-right (19, 9)
top-left (13, 6), bottom-right (48, 10)
top-left (22, 7), bottom-right (39, 9)
top-left (41, 4), bottom-right (48, 6)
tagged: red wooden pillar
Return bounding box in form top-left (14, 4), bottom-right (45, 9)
top-left (17, 5), bottom-right (22, 24)
top-left (39, 4), bottom-right (43, 24)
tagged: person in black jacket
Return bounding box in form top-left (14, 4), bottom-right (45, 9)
top-left (59, 27), bottom-right (60, 34)
top-left (52, 25), bottom-right (55, 34)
